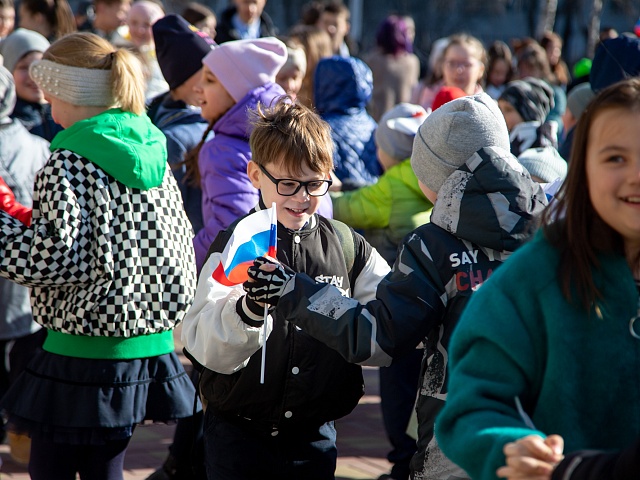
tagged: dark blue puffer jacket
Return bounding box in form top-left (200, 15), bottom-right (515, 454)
top-left (314, 56), bottom-right (381, 190)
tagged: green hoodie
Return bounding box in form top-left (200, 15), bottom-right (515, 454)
top-left (50, 108), bottom-right (167, 190)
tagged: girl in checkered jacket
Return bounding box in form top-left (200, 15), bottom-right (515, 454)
top-left (0, 32), bottom-right (198, 480)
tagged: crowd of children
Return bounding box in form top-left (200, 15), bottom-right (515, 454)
top-left (0, 1), bottom-right (640, 480)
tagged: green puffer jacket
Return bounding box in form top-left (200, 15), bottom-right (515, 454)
top-left (332, 158), bottom-right (433, 265)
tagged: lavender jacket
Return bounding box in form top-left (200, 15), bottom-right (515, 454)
top-left (193, 82), bottom-right (333, 271)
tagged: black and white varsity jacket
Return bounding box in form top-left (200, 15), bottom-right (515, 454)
top-left (182, 207), bottom-right (390, 431)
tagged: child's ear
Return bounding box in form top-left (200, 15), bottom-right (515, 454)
top-left (247, 161), bottom-right (262, 189)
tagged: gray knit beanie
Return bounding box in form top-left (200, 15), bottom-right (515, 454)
top-left (411, 92), bottom-right (510, 193)
top-left (0, 28), bottom-right (50, 73)
top-left (375, 103), bottom-right (428, 161)
top-left (0, 55), bottom-right (16, 120)
top-left (566, 82), bottom-right (595, 118)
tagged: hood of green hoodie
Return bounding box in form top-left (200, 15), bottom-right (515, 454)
top-left (50, 108), bottom-right (167, 190)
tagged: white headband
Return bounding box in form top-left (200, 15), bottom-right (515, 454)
top-left (29, 59), bottom-right (115, 107)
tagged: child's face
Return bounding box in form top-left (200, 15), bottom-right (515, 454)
top-left (498, 99), bottom-right (524, 132)
top-left (586, 107), bottom-right (640, 258)
top-left (194, 66), bottom-right (235, 124)
top-left (377, 147), bottom-right (397, 172)
top-left (442, 44), bottom-right (484, 95)
top-left (233, 0), bottom-right (265, 24)
top-left (172, 68), bottom-right (202, 107)
top-left (44, 92), bottom-right (78, 128)
top-left (275, 65), bottom-right (304, 100)
top-left (126, 2), bottom-right (163, 48)
top-left (418, 179), bottom-right (437, 204)
top-left (18, 5), bottom-right (43, 36)
top-left (0, 6), bottom-right (15, 38)
top-left (247, 159), bottom-right (331, 231)
top-left (195, 16), bottom-right (216, 38)
top-left (488, 58), bottom-right (509, 87)
top-left (318, 11), bottom-right (349, 54)
top-left (14, 51), bottom-right (45, 104)
top-left (95, 0), bottom-right (131, 33)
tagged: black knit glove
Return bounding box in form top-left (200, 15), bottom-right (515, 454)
top-left (244, 256), bottom-right (292, 306)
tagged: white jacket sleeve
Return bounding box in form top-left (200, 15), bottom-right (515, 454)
top-left (351, 247), bottom-right (390, 303)
top-left (181, 251), bottom-right (273, 374)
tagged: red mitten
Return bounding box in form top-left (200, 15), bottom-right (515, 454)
top-left (0, 176), bottom-right (32, 226)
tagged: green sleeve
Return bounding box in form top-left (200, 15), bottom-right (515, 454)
top-left (332, 175), bottom-right (392, 229)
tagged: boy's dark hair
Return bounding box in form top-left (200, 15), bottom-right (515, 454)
top-left (300, 1), bottom-right (323, 25)
top-left (543, 78), bottom-right (640, 310)
top-left (321, 0), bottom-right (349, 20)
top-left (181, 2), bottom-right (215, 26)
top-left (0, 0), bottom-right (14, 8)
top-left (93, 0), bottom-right (127, 6)
top-left (249, 97), bottom-right (334, 176)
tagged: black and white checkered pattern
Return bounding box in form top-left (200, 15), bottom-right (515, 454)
top-left (0, 149), bottom-right (197, 336)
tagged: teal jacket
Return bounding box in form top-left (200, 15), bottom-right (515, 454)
top-left (436, 231), bottom-right (640, 480)
top-left (331, 159), bottom-right (432, 265)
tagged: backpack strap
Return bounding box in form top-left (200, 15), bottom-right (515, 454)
top-left (328, 219), bottom-right (355, 275)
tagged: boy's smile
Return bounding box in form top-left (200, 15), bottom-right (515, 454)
top-left (247, 160), bottom-right (331, 231)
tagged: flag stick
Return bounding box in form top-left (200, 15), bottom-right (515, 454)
top-left (260, 203), bottom-right (277, 384)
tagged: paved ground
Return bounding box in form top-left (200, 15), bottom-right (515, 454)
top-left (0, 328), bottom-right (393, 479)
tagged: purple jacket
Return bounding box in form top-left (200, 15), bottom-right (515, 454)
top-left (193, 83), bottom-right (333, 271)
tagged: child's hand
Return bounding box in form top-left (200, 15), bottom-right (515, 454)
top-left (244, 256), bottom-right (292, 306)
top-left (496, 434), bottom-right (564, 480)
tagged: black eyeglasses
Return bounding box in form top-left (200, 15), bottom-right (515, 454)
top-left (259, 164), bottom-right (332, 197)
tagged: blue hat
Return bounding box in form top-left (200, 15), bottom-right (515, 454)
top-left (152, 14), bottom-right (215, 90)
top-left (590, 36), bottom-right (640, 92)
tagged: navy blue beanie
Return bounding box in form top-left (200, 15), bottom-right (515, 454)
top-left (153, 14), bottom-right (215, 90)
top-left (590, 35), bottom-right (640, 93)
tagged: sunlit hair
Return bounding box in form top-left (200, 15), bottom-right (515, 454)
top-left (443, 33), bottom-right (487, 68)
top-left (322, 0), bottom-right (350, 20)
top-left (487, 40), bottom-right (514, 86)
top-left (43, 32), bottom-right (146, 114)
top-left (375, 14), bottom-right (412, 55)
top-left (288, 24), bottom-right (332, 108)
top-left (21, 0), bottom-right (76, 39)
top-left (249, 97), bottom-right (334, 176)
top-left (517, 42), bottom-right (555, 84)
top-left (539, 31), bottom-right (570, 86)
top-left (543, 78), bottom-right (640, 308)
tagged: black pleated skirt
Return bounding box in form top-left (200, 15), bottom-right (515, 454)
top-left (1, 348), bottom-right (198, 445)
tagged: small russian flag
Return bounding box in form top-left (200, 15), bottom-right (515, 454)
top-left (212, 204), bottom-right (278, 286)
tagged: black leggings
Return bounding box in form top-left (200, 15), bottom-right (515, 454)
top-left (29, 436), bottom-right (131, 480)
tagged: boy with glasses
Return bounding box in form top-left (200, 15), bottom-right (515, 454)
top-left (182, 98), bottom-right (390, 479)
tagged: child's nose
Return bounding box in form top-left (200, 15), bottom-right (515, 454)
top-left (293, 185), bottom-right (311, 200)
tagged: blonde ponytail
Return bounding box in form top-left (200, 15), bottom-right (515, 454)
top-left (42, 32), bottom-right (146, 114)
top-left (110, 48), bottom-right (146, 115)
